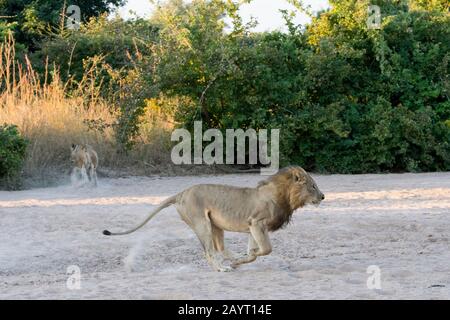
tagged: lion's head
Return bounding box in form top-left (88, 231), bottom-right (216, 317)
top-left (284, 166), bottom-right (325, 208)
top-left (70, 144), bottom-right (88, 168)
top-left (259, 166), bottom-right (325, 230)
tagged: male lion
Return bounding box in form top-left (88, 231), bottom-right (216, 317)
top-left (70, 144), bottom-right (98, 186)
top-left (103, 166), bottom-right (324, 271)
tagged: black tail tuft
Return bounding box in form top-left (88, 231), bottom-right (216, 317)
top-left (103, 230), bottom-right (112, 236)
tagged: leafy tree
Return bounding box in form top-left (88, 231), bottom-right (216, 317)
top-left (34, 15), bottom-right (158, 83)
top-left (151, 0), bottom-right (252, 127)
top-left (0, 0), bottom-right (125, 51)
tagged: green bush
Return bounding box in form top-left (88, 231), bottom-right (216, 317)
top-left (0, 125), bottom-right (28, 189)
top-left (34, 15), bottom-right (158, 85)
top-left (155, 0), bottom-right (450, 173)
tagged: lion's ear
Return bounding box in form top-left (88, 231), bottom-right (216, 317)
top-left (293, 174), bottom-right (306, 184)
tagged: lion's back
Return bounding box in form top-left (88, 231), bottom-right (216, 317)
top-left (180, 184), bottom-right (258, 217)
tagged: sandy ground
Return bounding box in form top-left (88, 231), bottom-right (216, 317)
top-left (0, 172), bottom-right (449, 300)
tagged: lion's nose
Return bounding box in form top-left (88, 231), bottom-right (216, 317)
top-left (321, 194), bottom-right (325, 200)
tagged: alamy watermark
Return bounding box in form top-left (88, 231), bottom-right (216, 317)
top-left (66, 5), bottom-right (81, 30)
top-left (367, 5), bottom-right (381, 29)
top-left (366, 265), bottom-right (382, 290)
top-left (368, 1), bottom-right (410, 30)
top-left (171, 121), bottom-right (280, 175)
top-left (66, 265), bottom-right (81, 290)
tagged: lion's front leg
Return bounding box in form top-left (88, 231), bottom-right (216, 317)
top-left (70, 167), bottom-right (79, 185)
top-left (71, 166), bottom-right (87, 187)
top-left (231, 220), bottom-right (272, 268)
top-left (80, 165), bottom-right (89, 184)
top-left (247, 234), bottom-right (258, 256)
top-left (230, 235), bottom-right (258, 267)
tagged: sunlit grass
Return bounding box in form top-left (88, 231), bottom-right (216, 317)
top-left (0, 33), bottom-right (174, 187)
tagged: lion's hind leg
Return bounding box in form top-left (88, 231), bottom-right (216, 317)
top-left (212, 224), bottom-right (235, 261)
top-left (192, 215), bottom-right (233, 272)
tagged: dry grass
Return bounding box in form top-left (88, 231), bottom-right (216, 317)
top-left (0, 33), bottom-right (178, 188)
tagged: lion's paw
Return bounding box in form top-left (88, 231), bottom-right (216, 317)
top-left (217, 265), bottom-right (233, 272)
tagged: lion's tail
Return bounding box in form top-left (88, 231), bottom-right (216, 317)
top-left (102, 194), bottom-right (179, 236)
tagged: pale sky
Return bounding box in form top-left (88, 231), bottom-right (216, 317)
top-left (115, 0), bottom-right (330, 32)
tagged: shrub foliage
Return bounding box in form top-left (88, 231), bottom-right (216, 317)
top-left (0, 125), bottom-right (28, 189)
